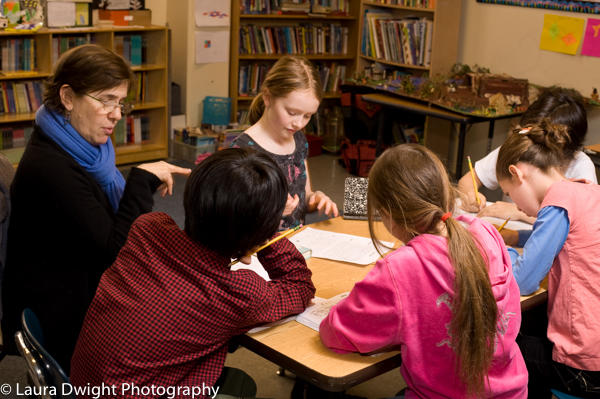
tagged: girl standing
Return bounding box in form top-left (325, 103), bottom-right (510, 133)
top-left (320, 144), bottom-right (527, 398)
top-left (232, 56), bottom-right (338, 229)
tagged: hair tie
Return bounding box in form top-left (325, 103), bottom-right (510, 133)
top-left (518, 127), bottom-right (532, 135)
top-left (441, 212), bottom-right (452, 222)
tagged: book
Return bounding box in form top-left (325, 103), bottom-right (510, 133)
top-left (343, 176), bottom-right (369, 220)
top-left (295, 292), bottom-right (349, 331)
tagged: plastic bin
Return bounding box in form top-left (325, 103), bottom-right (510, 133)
top-left (172, 140), bottom-right (216, 163)
top-left (202, 96), bottom-right (231, 126)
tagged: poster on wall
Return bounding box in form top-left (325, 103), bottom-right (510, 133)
top-left (539, 14), bottom-right (585, 55)
top-left (476, 0), bottom-right (600, 14)
top-left (581, 18), bottom-right (600, 57)
top-left (195, 29), bottom-right (230, 64)
top-left (195, 0), bottom-right (230, 27)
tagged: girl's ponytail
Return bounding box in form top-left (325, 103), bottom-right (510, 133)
top-left (248, 93), bottom-right (265, 125)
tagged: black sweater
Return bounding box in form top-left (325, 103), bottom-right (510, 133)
top-left (1, 126), bottom-right (161, 371)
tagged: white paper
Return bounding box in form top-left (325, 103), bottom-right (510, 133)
top-left (195, 30), bottom-right (229, 64)
top-left (454, 200), bottom-right (533, 231)
top-left (230, 256), bottom-right (270, 281)
top-left (296, 293), bottom-right (349, 331)
top-left (195, 0), bottom-right (230, 27)
top-left (288, 227), bottom-right (394, 265)
top-left (47, 2), bottom-right (76, 27)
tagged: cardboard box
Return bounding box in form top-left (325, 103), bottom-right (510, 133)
top-left (97, 9), bottom-right (151, 26)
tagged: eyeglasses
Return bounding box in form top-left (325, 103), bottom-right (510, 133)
top-left (85, 93), bottom-right (133, 115)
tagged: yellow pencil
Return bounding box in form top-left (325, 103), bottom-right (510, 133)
top-left (230, 225), bottom-right (302, 266)
top-left (497, 217), bottom-right (511, 232)
top-left (467, 156), bottom-right (481, 206)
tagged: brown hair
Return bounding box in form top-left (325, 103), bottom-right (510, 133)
top-left (247, 55), bottom-right (323, 124)
top-left (44, 44), bottom-right (135, 115)
top-left (496, 120), bottom-right (572, 181)
top-left (368, 144), bottom-right (498, 397)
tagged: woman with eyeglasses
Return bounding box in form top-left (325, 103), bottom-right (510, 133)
top-left (1, 44), bottom-right (190, 371)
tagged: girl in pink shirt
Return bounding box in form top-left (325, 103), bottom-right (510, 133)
top-left (320, 144), bottom-right (527, 399)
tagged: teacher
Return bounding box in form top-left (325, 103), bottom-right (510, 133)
top-left (1, 44), bottom-right (190, 371)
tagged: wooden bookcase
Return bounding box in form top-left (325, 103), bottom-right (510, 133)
top-left (229, 0), bottom-right (361, 123)
top-left (355, 0), bottom-right (462, 151)
top-left (0, 25), bottom-right (168, 166)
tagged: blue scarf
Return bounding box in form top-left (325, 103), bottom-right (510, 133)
top-left (35, 105), bottom-right (125, 212)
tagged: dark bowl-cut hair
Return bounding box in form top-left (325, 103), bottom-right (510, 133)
top-left (520, 86), bottom-right (587, 153)
top-left (184, 148), bottom-right (288, 259)
top-left (44, 44), bottom-right (135, 115)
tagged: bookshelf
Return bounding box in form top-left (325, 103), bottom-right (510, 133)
top-left (0, 26), bottom-right (169, 166)
top-left (355, 0), bottom-right (462, 149)
top-left (229, 0), bottom-right (360, 123)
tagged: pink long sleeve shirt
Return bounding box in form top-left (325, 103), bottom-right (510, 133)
top-left (320, 215), bottom-right (528, 399)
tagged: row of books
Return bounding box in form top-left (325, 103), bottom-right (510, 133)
top-left (52, 35), bottom-right (94, 65)
top-left (0, 126), bottom-right (33, 149)
top-left (317, 63), bottom-right (346, 93)
top-left (363, 12), bottom-right (433, 67)
top-left (0, 38), bottom-right (36, 73)
top-left (114, 114), bottom-right (150, 146)
top-left (130, 71), bottom-right (149, 104)
top-left (239, 0), bottom-right (350, 14)
top-left (0, 80), bottom-right (43, 115)
top-left (239, 24), bottom-right (349, 56)
top-left (238, 61), bottom-right (346, 96)
top-left (114, 34), bottom-right (146, 67)
top-left (366, 0), bottom-right (435, 9)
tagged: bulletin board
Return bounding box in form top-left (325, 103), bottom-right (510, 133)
top-left (476, 0), bottom-right (600, 14)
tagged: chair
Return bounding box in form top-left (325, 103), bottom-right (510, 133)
top-left (14, 308), bottom-right (75, 399)
top-left (551, 389), bottom-right (585, 399)
top-left (0, 152), bottom-right (14, 322)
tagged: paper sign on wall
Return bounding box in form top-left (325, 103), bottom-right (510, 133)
top-left (195, 30), bottom-right (230, 64)
top-left (195, 0), bottom-right (230, 27)
top-left (581, 18), bottom-right (600, 57)
top-left (539, 14), bottom-right (585, 55)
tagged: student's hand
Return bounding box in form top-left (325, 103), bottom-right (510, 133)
top-left (308, 191), bottom-right (339, 217)
top-left (137, 161), bottom-right (192, 197)
top-left (459, 191), bottom-right (487, 213)
top-left (496, 227), bottom-right (519, 247)
top-left (283, 194), bottom-right (300, 216)
top-left (238, 255), bottom-right (253, 265)
top-left (478, 201), bottom-right (535, 224)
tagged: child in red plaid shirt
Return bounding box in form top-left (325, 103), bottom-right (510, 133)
top-left (70, 148), bottom-right (316, 398)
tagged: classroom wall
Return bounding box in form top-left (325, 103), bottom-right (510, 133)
top-left (457, 0), bottom-right (600, 165)
top-left (159, 0), bottom-right (229, 126)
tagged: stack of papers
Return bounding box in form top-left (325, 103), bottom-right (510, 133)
top-left (288, 227), bottom-right (394, 265)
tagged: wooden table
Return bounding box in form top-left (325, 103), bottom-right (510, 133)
top-left (236, 217), bottom-right (547, 392)
top-left (361, 93), bottom-right (521, 179)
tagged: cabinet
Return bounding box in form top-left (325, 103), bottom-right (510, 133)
top-left (0, 26), bottom-right (168, 165)
top-left (229, 0), bottom-right (360, 123)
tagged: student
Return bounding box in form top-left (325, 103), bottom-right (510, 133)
top-left (232, 55), bottom-right (338, 230)
top-left (320, 144), bottom-right (528, 398)
top-left (458, 87), bottom-right (596, 224)
top-left (1, 44), bottom-right (190, 372)
top-left (496, 121), bottom-right (600, 398)
top-left (70, 148), bottom-right (315, 397)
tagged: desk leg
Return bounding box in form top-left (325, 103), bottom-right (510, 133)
top-left (376, 108), bottom-right (385, 156)
top-left (455, 122), bottom-right (467, 180)
top-left (487, 119), bottom-right (495, 154)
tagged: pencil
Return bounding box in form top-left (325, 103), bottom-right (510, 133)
top-left (497, 217), bottom-right (511, 232)
top-left (467, 156), bottom-right (481, 206)
top-left (230, 225), bottom-right (302, 266)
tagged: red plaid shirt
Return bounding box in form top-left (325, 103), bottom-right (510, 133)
top-left (70, 212), bottom-right (315, 398)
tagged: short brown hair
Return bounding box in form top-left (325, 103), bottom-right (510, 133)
top-left (44, 44), bottom-right (135, 114)
top-left (248, 56), bottom-right (323, 124)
